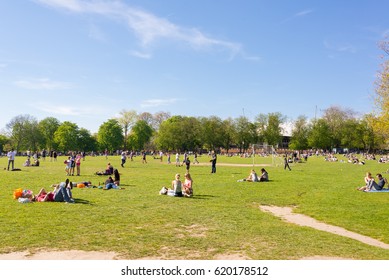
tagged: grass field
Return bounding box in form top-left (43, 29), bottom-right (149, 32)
top-left (1, 153), bottom-right (389, 260)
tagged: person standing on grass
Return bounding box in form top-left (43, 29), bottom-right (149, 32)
top-left (284, 154), bottom-right (291, 171)
top-left (69, 153), bottom-right (76, 176)
top-left (167, 152), bottom-right (171, 164)
top-left (185, 157), bottom-right (191, 172)
top-left (159, 150), bottom-right (164, 162)
top-left (142, 151), bottom-right (147, 164)
top-left (7, 149), bottom-right (16, 171)
top-left (210, 150), bottom-right (217, 173)
top-left (121, 151), bottom-right (126, 167)
top-left (193, 152), bottom-right (199, 164)
top-left (175, 152), bottom-right (180, 167)
top-left (75, 153), bottom-right (81, 176)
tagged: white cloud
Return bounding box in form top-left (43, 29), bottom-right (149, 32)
top-left (324, 40), bottom-right (357, 54)
top-left (14, 78), bottom-right (72, 90)
top-left (32, 102), bottom-right (102, 116)
top-left (141, 98), bottom-right (178, 108)
top-left (35, 0), bottom-right (242, 58)
top-left (35, 0), bottom-right (83, 12)
top-left (129, 50), bottom-right (152, 59)
top-left (294, 10), bottom-right (313, 17)
top-left (280, 9), bottom-right (314, 24)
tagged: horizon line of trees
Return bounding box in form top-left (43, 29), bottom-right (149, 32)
top-left (0, 106), bottom-right (385, 154)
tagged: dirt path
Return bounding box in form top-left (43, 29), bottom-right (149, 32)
top-left (259, 205), bottom-right (389, 250)
top-left (0, 250), bottom-right (119, 260)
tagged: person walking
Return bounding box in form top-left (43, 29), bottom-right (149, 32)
top-left (284, 155), bottom-right (291, 171)
top-left (210, 150), bottom-right (217, 173)
top-left (121, 151), bottom-right (126, 167)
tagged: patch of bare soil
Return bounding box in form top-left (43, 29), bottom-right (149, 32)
top-left (259, 205), bottom-right (389, 250)
top-left (213, 253), bottom-right (251, 260)
top-left (0, 250), bottom-right (119, 260)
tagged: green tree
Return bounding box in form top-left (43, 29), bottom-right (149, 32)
top-left (255, 112), bottom-right (285, 146)
top-left (25, 118), bottom-right (43, 152)
top-left (307, 119), bottom-right (332, 150)
top-left (221, 118), bottom-right (237, 153)
top-left (128, 120), bottom-right (153, 150)
top-left (78, 128), bottom-right (97, 152)
top-left (322, 106), bottom-right (355, 148)
top-left (234, 116), bottom-right (257, 152)
top-left (6, 114), bottom-right (41, 151)
top-left (155, 116), bottom-right (201, 152)
top-left (200, 116), bottom-right (225, 151)
top-left (372, 39), bottom-right (389, 145)
top-left (54, 121), bottom-right (80, 152)
top-left (0, 134), bottom-right (10, 153)
top-left (97, 119), bottom-right (124, 151)
top-left (39, 117), bottom-right (61, 151)
top-left (289, 115), bottom-right (309, 150)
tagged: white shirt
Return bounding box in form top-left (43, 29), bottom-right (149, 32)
top-left (7, 151), bottom-right (16, 160)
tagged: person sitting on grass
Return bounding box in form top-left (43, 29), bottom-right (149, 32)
top-left (259, 168), bottom-right (269, 182)
top-left (167, 173), bottom-right (183, 197)
top-left (357, 172), bottom-right (373, 191)
top-left (182, 173), bottom-right (193, 197)
top-left (96, 163), bottom-right (114, 175)
top-left (23, 157), bottom-right (31, 167)
top-left (113, 168), bottom-right (120, 186)
top-left (357, 173), bottom-right (388, 191)
top-left (247, 169), bottom-right (259, 182)
top-left (237, 169), bottom-right (259, 182)
top-left (31, 158), bottom-right (40, 166)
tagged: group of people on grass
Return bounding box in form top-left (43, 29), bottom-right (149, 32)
top-left (160, 173), bottom-right (193, 197)
top-left (16, 179), bottom-right (75, 203)
top-left (23, 156), bottom-right (40, 167)
top-left (64, 153), bottom-right (82, 176)
top-left (237, 168), bottom-right (269, 182)
top-left (357, 172), bottom-right (388, 191)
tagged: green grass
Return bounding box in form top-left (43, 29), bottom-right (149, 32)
top-left (1, 154), bottom-right (389, 259)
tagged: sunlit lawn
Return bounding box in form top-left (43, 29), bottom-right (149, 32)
top-left (0, 153), bottom-right (389, 259)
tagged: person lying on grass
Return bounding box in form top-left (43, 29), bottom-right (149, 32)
top-left (103, 176), bottom-right (125, 190)
top-left (357, 173), bottom-right (388, 191)
top-left (18, 179), bottom-right (75, 203)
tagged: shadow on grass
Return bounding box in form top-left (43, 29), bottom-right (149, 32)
top-left (74, 198), bottom-right (93, 205)
top-left (190, 194), bottom-right (217, 200)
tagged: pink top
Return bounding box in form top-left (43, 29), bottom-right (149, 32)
top-left (183, 179), bottom-right (192, 189)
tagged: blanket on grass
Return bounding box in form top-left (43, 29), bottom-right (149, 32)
top-left (364, 189), bottom-right (389, 193)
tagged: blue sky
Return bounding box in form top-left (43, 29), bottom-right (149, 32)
top-left (1, 0), bottom-right (388, 133)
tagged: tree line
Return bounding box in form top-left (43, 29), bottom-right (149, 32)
top-left (0, 107), bottom-right (383, 154)
top-left (2, 39), bottom-right (388, 154)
